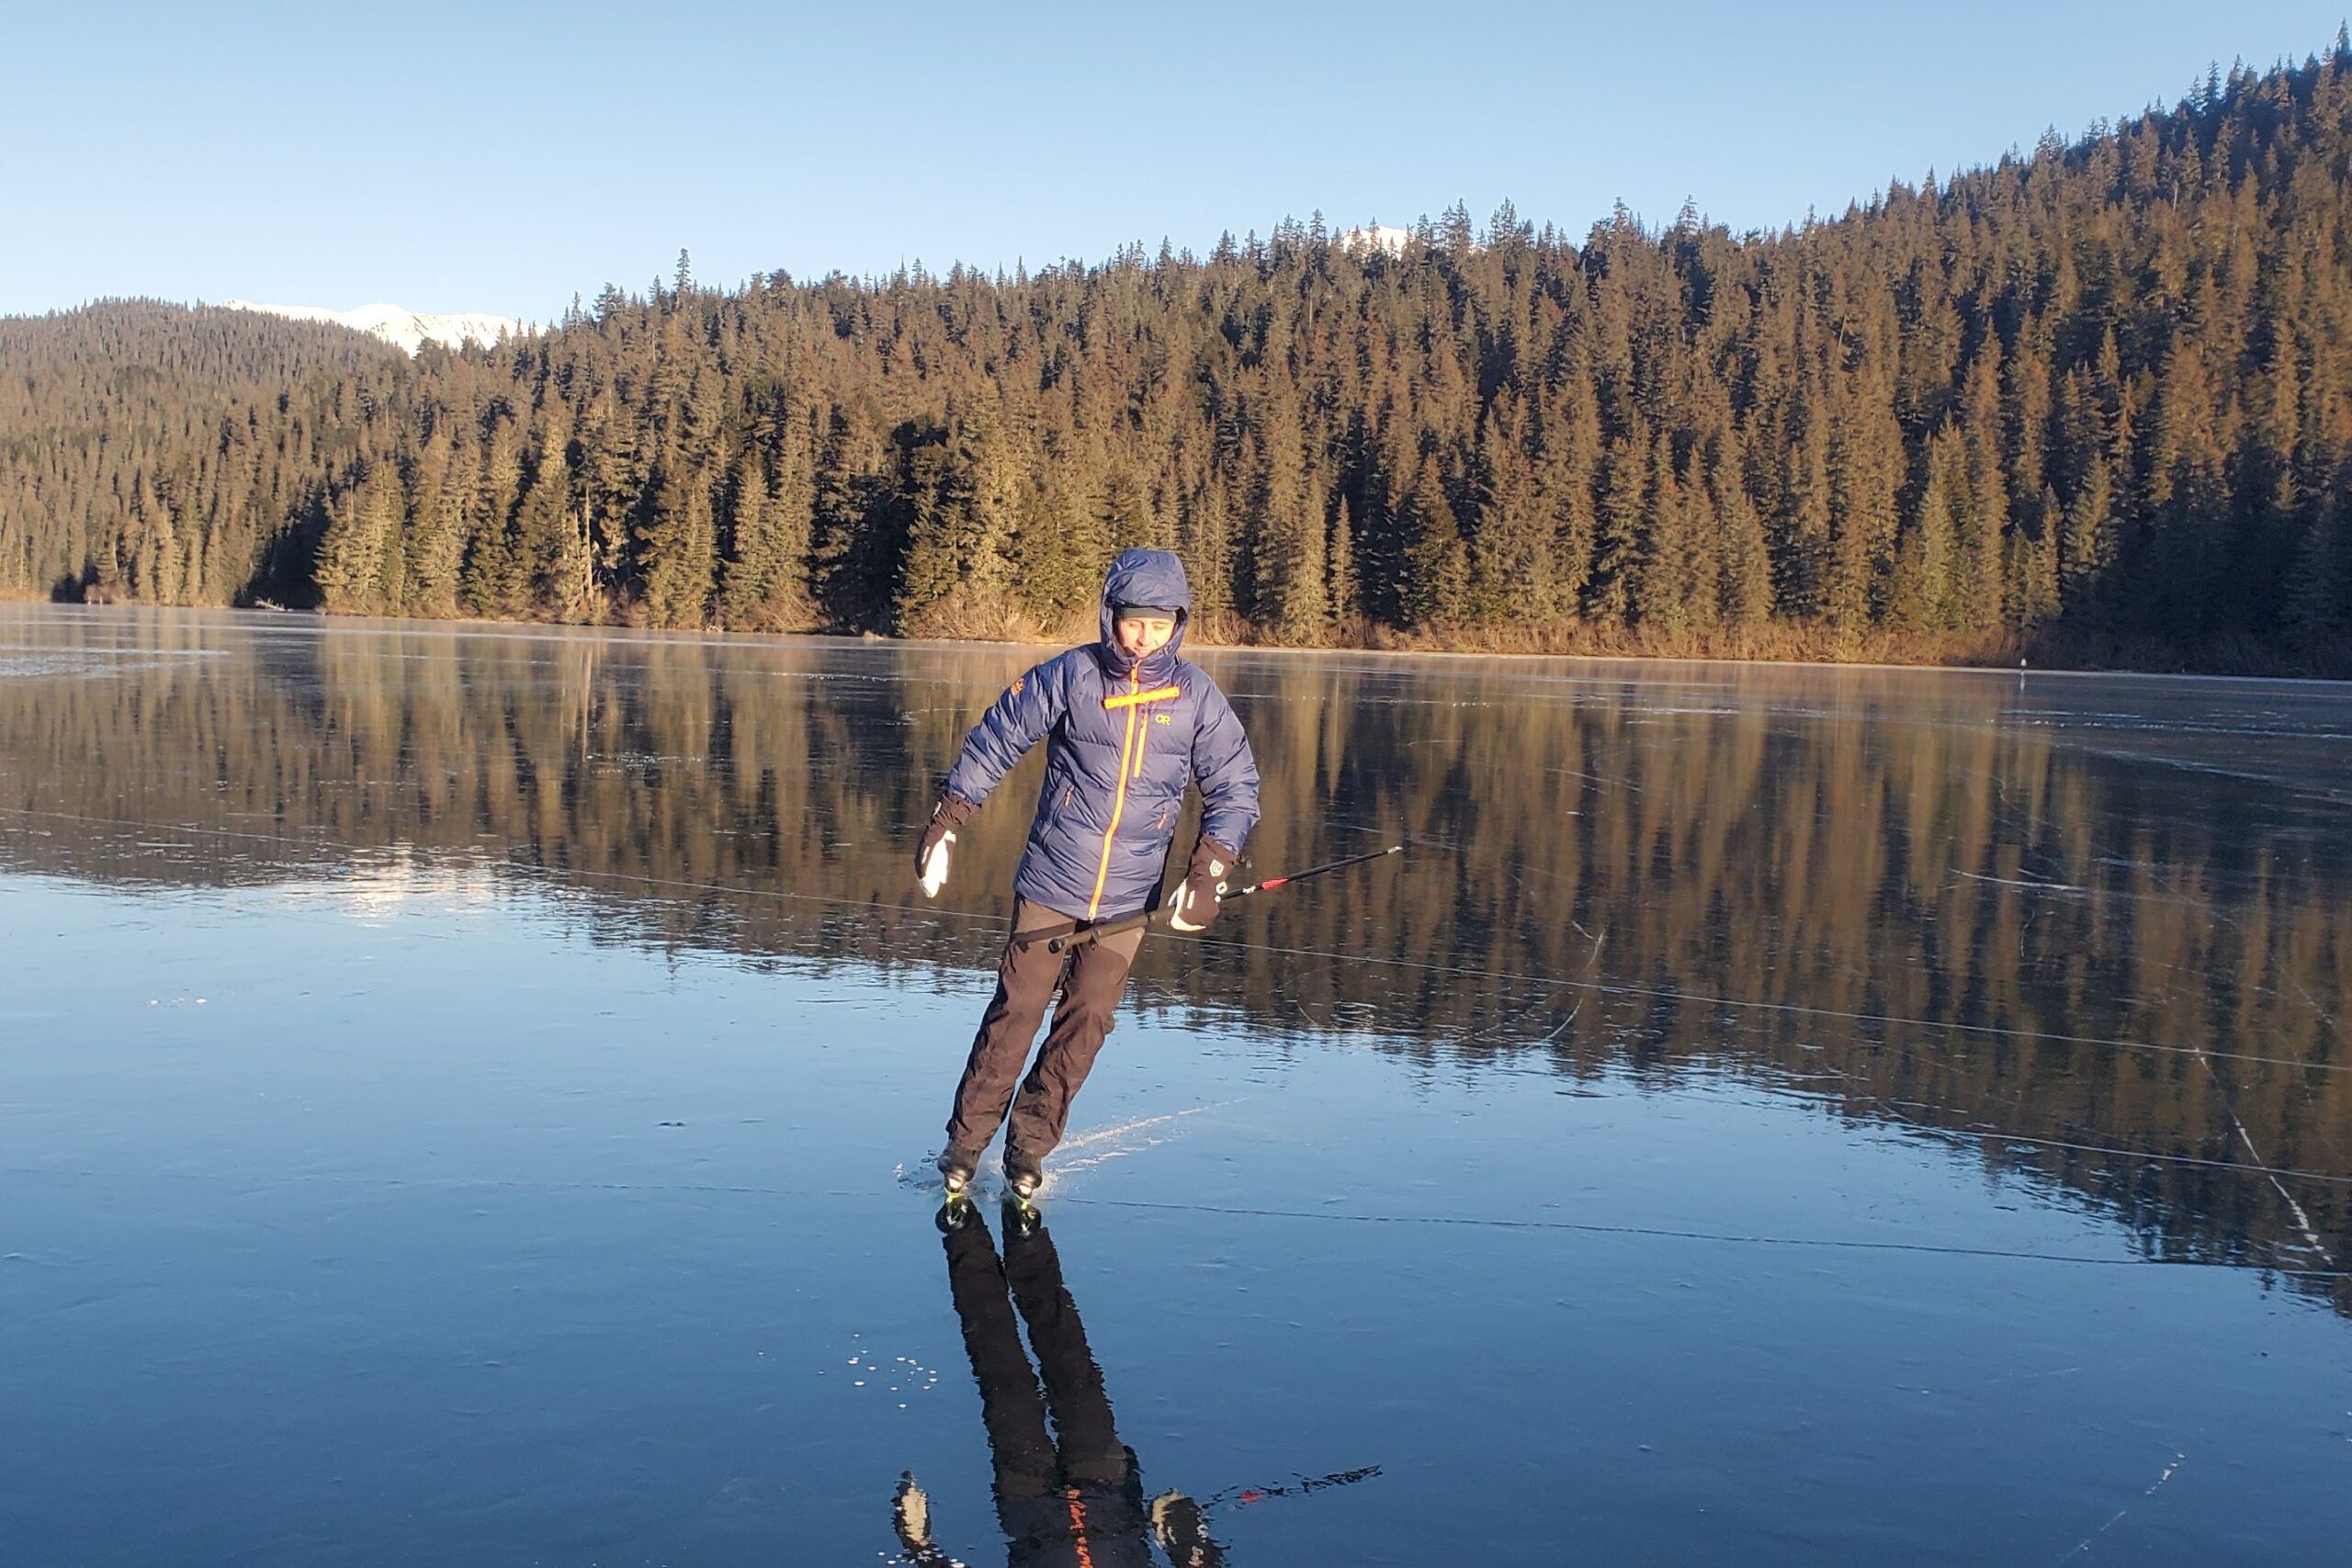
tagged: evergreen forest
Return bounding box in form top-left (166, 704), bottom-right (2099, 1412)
top-left (6, 46), bottom-right (2352, 674)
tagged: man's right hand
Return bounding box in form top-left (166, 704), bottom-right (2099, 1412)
top-left (915, 795), bottom-right (976, 897)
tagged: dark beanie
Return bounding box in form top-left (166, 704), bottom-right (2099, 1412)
top-left (1113, 604), bottom-right (1180, 619)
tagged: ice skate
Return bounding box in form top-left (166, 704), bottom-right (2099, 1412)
top-left (1005, 1150), bottom-right (1044, 1204)
top-left (937, 1145), bottom-right (980, 1201)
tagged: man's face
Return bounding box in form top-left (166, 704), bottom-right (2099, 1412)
top-left (1114, 615), bottom-right (1177, 658)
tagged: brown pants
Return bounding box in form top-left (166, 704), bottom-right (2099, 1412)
top-left (945, 899), bottom-right (1147, 1163)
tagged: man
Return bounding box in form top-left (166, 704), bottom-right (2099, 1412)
top-left (916, 547), bottom-right (1261, 1201)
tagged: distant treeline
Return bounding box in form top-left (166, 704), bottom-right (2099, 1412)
top-left (6, 45), bottom-right (2352, 673)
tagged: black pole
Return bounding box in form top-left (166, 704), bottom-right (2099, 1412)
top-left (1037, 843), bottom-right (1403, 954)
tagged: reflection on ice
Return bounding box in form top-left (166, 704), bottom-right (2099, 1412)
top-left (0, 604), bottom-right (2346, 1297)
top-left (900, 1201), bottom-right (1383, 1567)
top-left (901, 1202), bottom-right (1224, 1567)
top-left (264, 848), bottom-right (505, 918)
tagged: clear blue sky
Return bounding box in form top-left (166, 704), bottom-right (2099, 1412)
top-left (3, 1), bottom-right (2344, 321)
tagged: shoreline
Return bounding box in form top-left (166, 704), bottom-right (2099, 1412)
top-left (8, 597), bottom-right (2347, 686)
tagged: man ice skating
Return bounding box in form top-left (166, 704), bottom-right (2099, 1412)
top-left (916, 547), bottom-right (1261, 1201)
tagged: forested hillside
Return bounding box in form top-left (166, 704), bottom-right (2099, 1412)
top-left (0, 301), bottom-right (402, 604)
top-left (6, 46), bottom-right (2352, 672)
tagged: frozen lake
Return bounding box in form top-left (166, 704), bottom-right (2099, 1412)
top-left (2, 605), bottom-right (2347, 1565)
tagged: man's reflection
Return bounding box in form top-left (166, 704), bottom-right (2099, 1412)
top-left (895, 1202), bottom-right (1225, 1567)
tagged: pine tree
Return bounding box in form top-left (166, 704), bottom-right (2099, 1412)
top-left (462, 421), bottom-right (528, 618)
top-left (894, 427), bottom-right (966, 635)
top-left (956, 390), bottom-right (1026, 610)
top-left (2281, 502), bottom-right (2347, 661)
top-left (1327, 491), bottom-right (1360, 633)
top-left (1711, 437), bottom-right (1773, 626)
top-left (1017, 428), bottom-right (1110, 633)
top-left (809, 407), bottom-right (891, 632)
top-left (1584, 435), bottom-right (1643, 623)
top-left (638, 459), bottom-right (718, 627)
top-left (543, 483), bottom-right (598, 623)
top-left (1465, 392), bottom-right (1555, 625)
top-left (1891, 432), bottom-right (1966, 634)
top-left (1956, 344), bottom-right (2008, 630)
top-left (1631, 432), bottom-right (1699, 629)
top-left (1244, 420), bottom-right (1327, 642)
top-left (406, 434), bottom-right (471, 619)
top-left (1397, 453), bottom-right (1468, 628)
top-left (719, 436), bottom-right (816, 632)
top-left (315, 463), bottom-right (401, 615)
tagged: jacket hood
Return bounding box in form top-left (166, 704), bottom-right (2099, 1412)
top-left (1097, 548), bottom-right (1192, 679)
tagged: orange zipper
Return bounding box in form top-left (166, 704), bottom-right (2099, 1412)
top-left (1087, 670), bottom-right (1142, 918)
top-left (1102, 684), bottom-right (1181, 709)
top-left (1103, 684), bottom-right (1178, 781)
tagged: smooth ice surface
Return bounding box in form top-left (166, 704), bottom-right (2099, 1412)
top-left (2, 605), bottom-right (2348, 1566)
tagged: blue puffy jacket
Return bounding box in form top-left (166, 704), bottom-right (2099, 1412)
top-left (943, 548), bottom-right (1261, 920)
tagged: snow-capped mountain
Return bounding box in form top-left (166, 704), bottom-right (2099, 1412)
top-left (1336, 224), bottom-right (1416, 255)
top-left (219, 299), bottom-right (524, 355)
